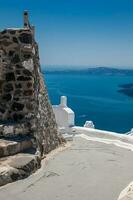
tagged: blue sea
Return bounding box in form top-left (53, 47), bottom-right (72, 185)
top-left (44, 73), bottom-right (133, 133)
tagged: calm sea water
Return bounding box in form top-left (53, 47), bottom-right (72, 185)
top-left (44, 73), bottom-right (133, 133)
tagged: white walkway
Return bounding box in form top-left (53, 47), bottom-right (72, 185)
top-left (0, 134), bottom-right (133, 200)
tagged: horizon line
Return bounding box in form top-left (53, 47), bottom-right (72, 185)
top-left (41, 65), bottom-right (133, 70)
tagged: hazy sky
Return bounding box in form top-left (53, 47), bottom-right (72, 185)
top-left (0, 0), bottom-right (133, 68)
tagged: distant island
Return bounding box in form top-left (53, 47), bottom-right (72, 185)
top-left (43, 66), bottom-right (133, 98)
top-left (43, 67), bottom-right (133, 76)
top-left (118, 83), bottom-right (133, 97)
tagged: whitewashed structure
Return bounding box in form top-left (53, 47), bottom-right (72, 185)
top-left (84, 121), bottom-right (95, 129)
top-left (53, 96), bottom-right (133, 142)
top-left (52, 96), bottom-right (75, 134)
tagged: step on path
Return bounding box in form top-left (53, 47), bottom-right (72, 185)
top-left (0, 137), bottom-right (33, 158)
top-left (0, 152), bottom-right (41, 186)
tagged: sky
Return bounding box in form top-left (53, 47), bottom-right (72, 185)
top-left (0, 0), bottom-right (133, 68)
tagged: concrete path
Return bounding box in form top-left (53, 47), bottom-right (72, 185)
top-left (0, 136), bottom-right (133, 200)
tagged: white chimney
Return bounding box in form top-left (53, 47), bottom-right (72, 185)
top-left (60, 96), bottom-right (67, 107)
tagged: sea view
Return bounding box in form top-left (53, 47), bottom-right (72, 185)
top-left (44, 69), bottom-right (133, 133)
top-left (1, 1), bottom-right (133, 198)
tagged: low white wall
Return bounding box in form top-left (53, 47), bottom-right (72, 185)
top-left (52, 96), bottom-right (132, 141)
top-left (72, 126), bottom-right (133, 145)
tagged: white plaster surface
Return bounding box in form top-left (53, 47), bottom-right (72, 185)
top-left (53, 96), bottom-right (75, 132)
top-left (117, 182), bottom-right (133, 200)
top-left (76, 133), bottom-right (133, 151)
top-left (1, 136), bottom-right (133, 200)
top-left (51, 96), bottom-right (133, 200)
top-left (72, 126), bottom-right (133, 145)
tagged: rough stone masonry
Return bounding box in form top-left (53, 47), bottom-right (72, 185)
top-left (0, 11), bottom-right (63, 186)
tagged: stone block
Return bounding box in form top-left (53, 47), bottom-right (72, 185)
top-left (19, 33), bottom-right (32, 44)
top-left (0, 138), bottom-right (33, 158)
top-left (0, 153), bottom-right (41, 186)
top-left (3, 125), bottom-right (14, 135)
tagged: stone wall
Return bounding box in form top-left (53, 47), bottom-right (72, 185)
top-left (0, 11), bottom-right (63, 156)
top-left (0, 28), bottom-right (36, 122)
